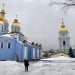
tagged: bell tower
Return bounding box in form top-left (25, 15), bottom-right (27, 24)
top-left (58, 19), bottom-right (70, 53)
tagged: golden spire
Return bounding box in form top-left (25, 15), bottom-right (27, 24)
top-left (61, 19), bottom-right (65, 28)
top-left (12, 15), bottom-right (20, 28)
top-left (0, 3), bottom-right (6, 17)
top-left (2, 3), bottom-right (5, 9)
top-left (62, 18), bottom-right (64, 25)
top-left (60, 19), bottom-right (68, 32)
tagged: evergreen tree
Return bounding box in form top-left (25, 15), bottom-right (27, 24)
top-left (69, 47), bottom-right (74, 57)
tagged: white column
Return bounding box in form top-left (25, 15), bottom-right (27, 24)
top-left (40, 49), bottom-right (42, 59)
top-left (33, 48), bottom-right (36, 59)
top-left (37, 49), bottom-right (39, 59)
top-left (24, 46), bottom-right (28, 59)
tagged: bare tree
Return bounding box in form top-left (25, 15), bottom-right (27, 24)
top-left (49, 0), bottom-right (75, 13)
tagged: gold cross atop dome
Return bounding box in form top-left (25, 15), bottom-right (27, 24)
top-left (61, 19), bottom-right (65, 28)
top-left (2, 3), bottom-right (5, 9)
top-left (60, 19), bottom-right (68, 32)
top-left (0, 3), bottom-right (6, 19)
top-left (15, 14), bottom-right (18, 19)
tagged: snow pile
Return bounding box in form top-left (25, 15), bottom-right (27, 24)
top-left (41, 56), bottom-right (75, 62)
top-left (0, 61), bottom-right (22, 75)
top-left (33, 56), bottom-right (75, 67)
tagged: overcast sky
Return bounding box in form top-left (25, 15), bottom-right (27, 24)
top-left (0, 0), bottom-right (75, 51)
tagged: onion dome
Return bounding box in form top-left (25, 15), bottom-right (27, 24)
top-left (60, 20), bottom-right (68, 32)
top-left (39, 44), bottom-right (42, 47)
top-left (12, 18), bottom-right (20, 28)
top-left (36, 43), bottom-right (38, 46)
top-left (0, 16), bottom-right (4, 25)
top-left (2, 17), bottom-right (8, 24)
top-left (0, 9), bottom-right (5, 17)
top-left (32, 42), bottom-right (35, 45)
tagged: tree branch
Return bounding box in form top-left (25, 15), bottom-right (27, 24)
top-left (49, 0), bottom-right (75, 12)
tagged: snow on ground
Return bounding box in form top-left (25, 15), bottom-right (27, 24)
top-left (0, 56), bottom-right (75, 75)
top-left (41, 56), bottom-right (75, 62)
top-left (0, 61), bottom-right (22, 75)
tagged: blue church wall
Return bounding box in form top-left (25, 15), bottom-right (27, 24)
top-left (39, 48), bottom-right (42, 59)
top-left (0, 32), bottom-right (4, 36)
top-left (19, 33), bottom-right (24, 42)
top-left (35, 47), bottom-right (37, 59)
top-left (36, 47), bottom-right (39, 59)
top-left (24, 45), bottom-right (28, 60)
top-left (0, 37), bottom-right (16, 60)
top-left (36, 47), bottom-right (42, 60)
top-left (0, 35), bottom-right (42, 61)
top-left (0, 36), bottom-right (25, 62)
top-left (24, 42), bottom-right (42, 61)
top-left (15, 40), bottom-right (24, 62)
top-left (27, 44), bottom-right (33, 61)
top-left (32, 46), bottom-right (37, 60)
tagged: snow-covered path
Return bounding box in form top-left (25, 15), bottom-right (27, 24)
top-left (11, 62), bottom-right (75, 75)
top-left (1, 56), bottom-right (75, 75)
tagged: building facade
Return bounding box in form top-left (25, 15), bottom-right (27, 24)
top-left (58, 20), bottom-right (70, 53)
top-left (0, 6), bottom-right (42, 61)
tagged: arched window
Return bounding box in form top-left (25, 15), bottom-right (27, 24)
top-left (63, 41), bottom-right (66, 46)
top-left (1, 42), bottom-right (3, 48)
top-left (8, 42), bottom-right (11, 48)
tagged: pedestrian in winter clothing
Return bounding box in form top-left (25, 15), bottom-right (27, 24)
top-left (24, 59), bottom-right (29, 72)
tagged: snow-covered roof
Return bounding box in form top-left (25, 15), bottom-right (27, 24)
top-left (0, 34), bottom-right (14, 38)
top-left (17, 40), bottom-right (23, 44)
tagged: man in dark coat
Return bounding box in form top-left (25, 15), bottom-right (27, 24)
top-left (24, 60), bottom-right (29, 71)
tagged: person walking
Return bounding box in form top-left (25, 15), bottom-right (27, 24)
top-left (24, 59), bottom-right (29, 72)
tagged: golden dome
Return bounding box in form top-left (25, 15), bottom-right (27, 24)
top-left (2, 17), bottom-right (8, 24)
top-left (0, 9), bottom-right (5, 14)
top-left (60, 27), bottom-right (68, 32)
top-left (60, 20), bottom-right (68, 32)
top-left (0, 16), bottom-right (4, 25)
top-left (0, 9), bottom-right (5, 19)
top-left (0, 4), bottom-right (8, 25)
top-left (12, 18), bottom-right (20, 28)
top-left (3, 19), bottom-right (8, 24)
